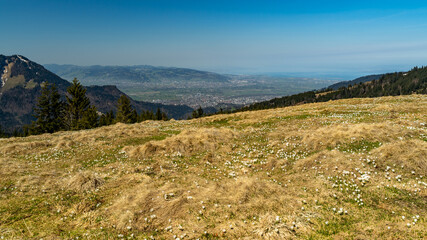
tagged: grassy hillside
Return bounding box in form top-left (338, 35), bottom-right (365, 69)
top-left (0, 95), bottom-right (426, 239)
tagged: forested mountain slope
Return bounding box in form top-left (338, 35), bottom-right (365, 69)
top-left (325, 74), bottom-right (383, 90)
top-left (240, 67), bottom-right (426, 111)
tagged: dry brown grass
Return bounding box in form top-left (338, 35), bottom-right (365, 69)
top-left (0, 95), bottom-right (426, 239)
top-left (63, 171), bottom-right (106, 193)
top-left (300, 122), bottom-right (410, 151)
top-left (372, 139), bottom-right (427, 173)
top-left (0, 138), bottom-right (53, 155)
top-left (125, 127), bottom-right (238, 158)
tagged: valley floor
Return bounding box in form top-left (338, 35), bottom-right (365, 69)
top-left (0, 95), bottom-right (426, 239)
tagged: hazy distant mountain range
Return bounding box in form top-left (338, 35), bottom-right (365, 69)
top-left (45, 64), bottom-right (231, 85)
top-left (0, 55), bottom-right (193, 131)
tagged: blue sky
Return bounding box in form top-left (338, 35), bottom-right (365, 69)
top-left (2, 0), bottom-right (427, 78)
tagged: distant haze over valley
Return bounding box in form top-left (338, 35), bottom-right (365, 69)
top-left (45, 64), bottom-right (336, 108)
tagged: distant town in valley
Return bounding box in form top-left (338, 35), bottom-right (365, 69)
top-left (45, 64), bottom-right (336, 108)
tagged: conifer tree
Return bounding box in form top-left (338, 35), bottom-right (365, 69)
top-left (137, 110), bottom-right (145, 122)
top-left (155, 108), bottom-right (162, 121)
top-left (80, 105), bottom-right (99, 129)
top-left (0, 125), bottom-right (6, 138)
top-left (161, 111), bottom-right (168, 121)
top-left (65, 78), bottom-right (91, 130)
top-left (130, 109), bottom-right (138, 123)
top-left (148, 110), bottom-right (154, 120)
top-left (99, 114), bottom-right (108, 126)
top-left (31, 82), bottom-right (64, 134)
top-left (12, 128), bottom-right (22, 137)
top-left (108, 110), bottom-right (115, 124)
top-left (138, 110), bottom-right (155, 122)
top-left (100, 110), bottom-right (114, 126)
top-left (191, 106), bottom-right (204, 119)
top-left (22, 125), bottom-right (30, 137)
top-left (116, 95), bottom-right (136, 123)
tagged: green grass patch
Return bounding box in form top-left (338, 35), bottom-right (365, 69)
top-left (199, 232), bottom-right (221, 239)
top-left (329, 140), bottom-right (381, 153)
top-left (161, 129), bottom-right (181, 135)
top-left (280, 113), bottom-right (314, 120)
top-left (120, 135), bottom-right (167, 146)
top-left (0, 180), bottom-right (15, 194)
top-left (384, 186), bottom-right (427, 208)
top-left (0, 196), bottom-right (53, 224)
top-left (80, 147), bottom-right (127, 168)
top-left (204, 118), bottom-right (230, 128)
top-left (315, 217), bottom-right (356, 237)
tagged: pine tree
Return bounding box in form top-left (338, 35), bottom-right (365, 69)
top-left (197, 106), bottom-right (203, 117)
top-left (155, 108), bottom-right (162, 121)
top-left (0, 125), bottom-right (6, 138)
top-left (106, 110), bottom-right (115, 124)
top-left (99, 114), bottom-right (108, 126)
top-left (22, 125), bottom-right (30, 137)
top-left (147, 110), bottom-right (154, 120)
top-left (137, 110), bottom-right (145, 122)
top-left (138, 110), bottom-right (155, 121)
top-left (12, 128), bottom-right (22, 137)
top-left (130, 109), bottom-right (138, 123)
top-left (65, 78), bottom-right (91, 130)
top-left (31, 82), bottom-right (64, 134)
top-left (191, 106), bottom-right (204, 119)
top-left (116, 95), bottom-right (136, 123)
top-left (100, 110), bottom-right (115, 126)
top-left (80, 105), bottom-right (99, 129)
top-left (161, 111), bottom-right (168, 121)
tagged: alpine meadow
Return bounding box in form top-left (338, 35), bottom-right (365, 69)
top-left (1, 95), bottom-right (426, 239)
top-left (1, 1), bottom-right (427, 240)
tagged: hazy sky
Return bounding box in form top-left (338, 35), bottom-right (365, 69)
top-left (2, 0), bottom-right (427, 77)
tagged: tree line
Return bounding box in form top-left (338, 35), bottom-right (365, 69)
top-left (0, 78), bottom-right (168, 137)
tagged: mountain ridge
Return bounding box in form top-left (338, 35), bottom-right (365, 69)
top-left (45, 64), bottom-right (231, 85)
top-left (325, 74), bottom-right (383, 90)
top-left (0, 55), bottom-right (193, 131)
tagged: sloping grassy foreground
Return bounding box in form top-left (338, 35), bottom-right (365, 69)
top-left (1, 95), bottom-right (426, 239)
